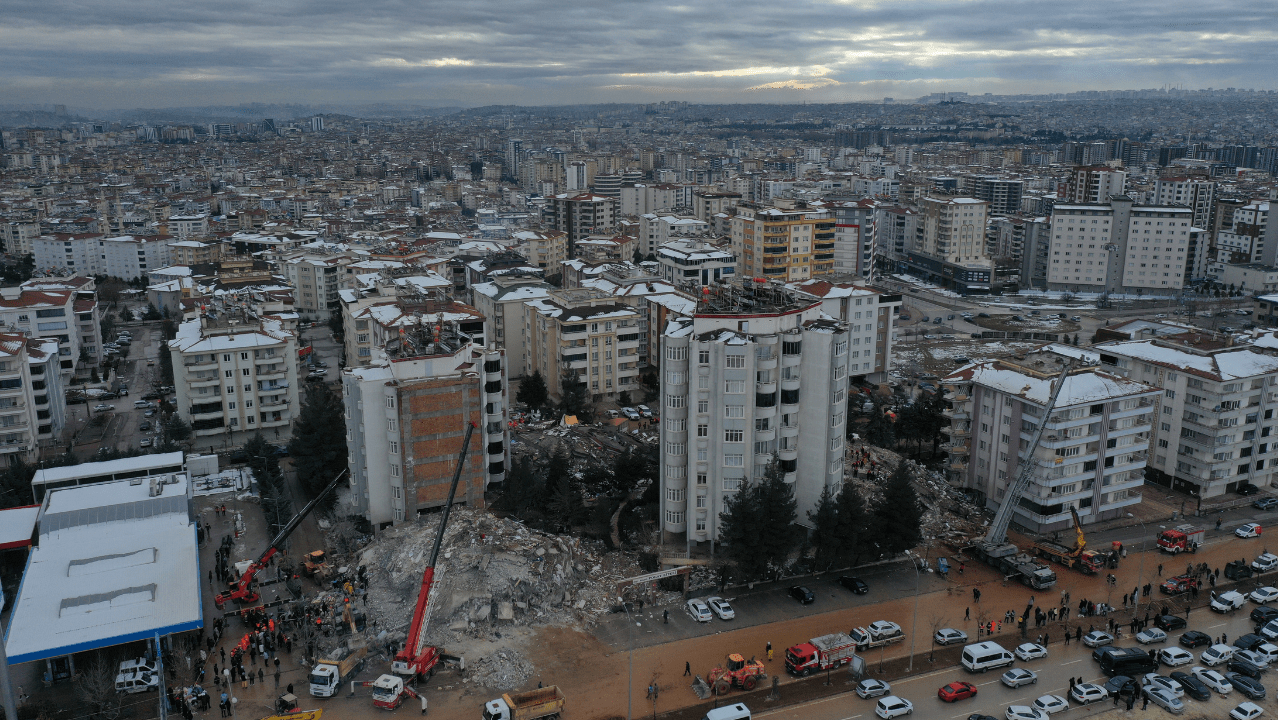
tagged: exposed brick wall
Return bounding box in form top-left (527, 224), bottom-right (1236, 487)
top-left (396, 375), bottom-right (486, 514)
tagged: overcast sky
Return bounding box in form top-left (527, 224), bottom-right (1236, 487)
top-left (3, 0), bottom-right (1275, 110)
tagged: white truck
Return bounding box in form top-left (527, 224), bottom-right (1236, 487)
top-left (849, 620), bottom-right (905, 651)
top-left (115, 666), bottom-right (158, 694)
top-left (309, 644), bottom-right (368, 697)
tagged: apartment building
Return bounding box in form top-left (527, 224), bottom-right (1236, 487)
top-left (823, 198), bottom-right (877, 277)
top-left (904, 196), bottom-right (992, 292)
top-left (167, 214), bottom-right (209, 238)
top-left (1213, 200), bottom-right (1272, 265)
top-left (1014, 218), bottom-right (1053, 289)
top-left (620, 184), bottom-right (681, 216)
top-left (27, 338), bottom-right (65, 450)
top-left (511, 229), bottom-right (567, 269)
top-left (168, 239), bottom-right (224, 266)
top-left (940, 348), bottom-right (1160, 533)
top-left (103, 235), bottom-right (175, 281)
top-left (730, 202), bottom-right (835, 282)
top-left (339, 270), bottom-right (484, 369)
top-left (0, 282), bottom-right (100, 381)
top-left (524, 287), bottom-right (642, 402)
top-left (471, 276), bottom-right (552, 377)
top-left (792, 279), bottom-right (900, 382)
top-left (656, 239), bottom-right (736, 288)
top-left (1154, 177), bottom-right (1215, 230)
top-left (874, 205), bottom-right (920, 257)
top-left (1061, 167), bottom-right (1126, 204)
top-left (0, 334), bottom-right (44, 463)
top-left (169, 313), bottom-right (299, 444)
top-left (963, 175), bottom-right (1024, 215)
top-left (342, 327), bottom-right (508, 528)
top-left (639, 214), bottom-right (709, 256)
top-left (33, 233), bottom-right (105, 276)
top-left (3, 221), bottom-right (41, 256)
top-left (276, 246), bottom-right (359, 321)
top-left (692, 191), bottom-right (742, 223)
top-left (553, 193), bottom-right (618, 251)
top-left (658, 281), bottom-right (850, 551)
top-left (1047, 197), bottom-right (1200, 294)
top-left (1096, 334), bottom-right (1278, 498)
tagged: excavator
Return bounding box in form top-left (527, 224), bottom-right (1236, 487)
top-left (355, 422), bottom-right (476, 709)
top-left (1031, 506), bottom-right (1104, 575)
top-left (215, 469), bottom-right (348, 609)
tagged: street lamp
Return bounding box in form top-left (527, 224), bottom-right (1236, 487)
top-left (1127, 513), bottom-right (1146, 613)
top-left (905, 550), bottom-right (921, 673)
top-left (618, 596), bottom-right (639, 720)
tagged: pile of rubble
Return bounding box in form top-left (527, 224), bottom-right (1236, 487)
top-left (845, 442), bottom-right (989, 545)
top-left (465, 646), bottom-right (536, 690)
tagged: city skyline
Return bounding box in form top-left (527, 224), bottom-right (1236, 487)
top-left (1, 0), bottom-right (1276, 109)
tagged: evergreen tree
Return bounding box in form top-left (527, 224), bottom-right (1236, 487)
top-left (0, 458), bottom-right (36, 510)
top-left (875, 460), bottom-right (922, 554)
top-left (835, 480), bottom-right (874, 566)
top-left (326, 311), bottom-right (344, 340)
top-left (717, 475), bottom-right (769, 580)
top-left (865, 404), bottom-right (896, 448)
top-left (516, 370), bottom-right (549, 411)
top-left (246, 433), bottom-right (291, 534)
top-left (497, 455), bottom-right (544, 513)
top-left (164, 414), bottom-right (192, 443)
top-left (559, 372), bottom-right (589, 418)
top-left (807, 484), bottom-right (842, 570)
top-left (718, 456), bottom-right (803, 580)
top-left (288, 383), bottom-right (347, 511)
top-left (142, 304), bottom-right (162, 321)
top-left (543, 446), bottom-right (572, 501)
top-left (545, 481), bottom-right (587, 532)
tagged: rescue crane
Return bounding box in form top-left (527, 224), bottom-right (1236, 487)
top-left (215, 469), bottom-right (348, 609)
top-left (391, 421), bottom-right (477, 679)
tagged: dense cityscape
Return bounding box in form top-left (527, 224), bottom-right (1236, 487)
top-left (0, 86), bottom-right (1275, 720)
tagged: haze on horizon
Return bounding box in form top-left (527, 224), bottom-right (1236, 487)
top-left (2, 0), bottom-right (1276, 110)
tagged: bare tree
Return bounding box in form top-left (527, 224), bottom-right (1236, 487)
top-left (927, 612), bottom-right (949, 661)
top-left (74, 654), bottom-right (126, 720)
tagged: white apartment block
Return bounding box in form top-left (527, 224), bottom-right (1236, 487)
top-left (33, 233), bottom-right (105, 276)
top-left (904, 197), bottom-right (992, 292)
top-left (339, 271), bottom-right (484, 369)
top-left (524, 288), bottom-right (642, 401)
top-left (169, 315), bottom-right (299, 443)
top-left (471, 277), bottom-right (552, 378)
top-left (621, 184), bottom-right (682, 216)
top-left (167, 214), bottom-right (209, 238)
top-left (3, 221), bottom-right (41, 256)
top-left (1097, 335), bottom-right (1278, 498)
top-left (511, 229), bottom-right (567, 269)
top-left (103, 235), bottom-right (175, 281)
top-left (277, 246), bottom-right (358, 321)
top-left (639, 214), bottom-right (709, 256)
top-left (27, 338), bottom-right (65, 450)
top-left (1047, 197), bottom-right (1199, 295)
top-left (1063, 167), bottom-right (1126, 204)
top-left (874, 205), bottom-right (920, 257)
top-left (0, 334), bottom-right (43, 463)
top-left (0, 283), bottom-right (99, 381)
top-left (656, 239), bottom-right (736, 288)
top-left (1214, 200), bottom-right (1272, 265)
top-left (658, 283), bottom-right (850, 551)
top-left (824, 199), bottom-right (877, 277)
top-left (792, 279), bottom-right (900, 382)
top-left (1154, 177), bottom-right (1215, 230)
top-left (941, 348), bottom-right (1160, 533)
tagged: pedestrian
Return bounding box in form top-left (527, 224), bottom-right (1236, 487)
top-left (258, 668), bottom-right (264, 685)
top-left (1064, 631), bottom-right (1070, 645)
top-left (973, 587), bottom-right (980, 602)
top-left (1142, 695), bottom-right (1149, 710)
top-left (1076, 626), bottom-right (1082, 641)
top-left (663, 609), bottom-right (668, 624)
top-left (1215, 517), bottom-right (1222, 530)
top-left (248, 670), bottom-right (254, 687)
top-left (274, 670), bottom-right (280, 687)
top-left (965, 607), bottom-right (970, 621)
top-left (1157, 563), bottom-right (1163, 576)
top-left (959, 563), bottom-right (964, 574)
top-left (1113, 691), bottom-right (1119, 706)
top-left (767, 641), bottom-right (773, 661)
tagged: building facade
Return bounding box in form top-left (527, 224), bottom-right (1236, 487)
top-left (523, 288), bottom-right (642, 402)
top-left (1047, 197), bottom-right (1199, 295)
top-left (730, 202), bottom-right (835, 283)
top-left (903, 196), bottom-right (992, 292)
top-left (656, 239), bottom-right (736, 288)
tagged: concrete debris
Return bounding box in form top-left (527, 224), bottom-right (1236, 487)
top-left (464, 646), bottom-right (535, 690)
top-left (846, 442), bottom-right (988, 545)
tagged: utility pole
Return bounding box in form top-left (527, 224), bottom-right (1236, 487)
top-left (154, 633), bottom-right (168, 720)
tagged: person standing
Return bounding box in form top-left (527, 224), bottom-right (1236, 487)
top-left (766, 641), bottom-right (773, 661)
top-left (684, 661), bottom-right (691, 677)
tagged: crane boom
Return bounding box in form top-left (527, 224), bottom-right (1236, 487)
top-left (216, 468), bottom-right (349, 608)
top-left (393, 421), bottom-right (477, 677)
top-left (1069, 506), bottom-right (1087, 557)
top-left (981, 364), bottom-right (1073, 550)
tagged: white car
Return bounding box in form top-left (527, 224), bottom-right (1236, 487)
top-left (1211, 591), bottom-right (1247, 612)
top-left (1230, 702), bottom-right (1264, 720)
top-left (1235, 523), bottom-right (1263, 538)
top-left (1201, 644), bottom-right (1235, 666)
top-left (621, 407), bottom-right (641, 421)
top-left (1069, 683), bottom-right (1107, 704)
top-left (1249, 586), bottom-right (1278, 604)
top-left (139, 438), bottom-right (152, 448)
top-left (1005, 705), bottom-right (1048, 720)
top-left (868, 620), bottom-right (902, 635)
top-left (1001, 668), bottom-right (1038, 688)
top-left (93, 404), bottom-right (115, 412)
top-left (134, 400), bottom-right (151, 408)
top-left (1141, 674), bottom-right (1184, 698)
top-left (1159, 646), bottom-right (1195, 667)
top-left (1190, 666), bottom-right (1232, 693)
top-left (685, 598), bottom-right (713, 623)
top-left (706, 596), bottom-right (734, 621)
top-left (1015, 643), bottom-right (1048, 661)
top-left (874, 695), bottom-right (913, 719)
top-left (1253, 643), bottom-right (1277, 665)
top-left (934, 628), bottom-right (968, 645)
top-left (1032, 695), bottom-right (1068, 714)
top-left (1142, 686), bottom-right (1185, 714)
top-left (856, 678), bottom-right (892, 699)
top-left (635, 405), bottom-right (653, 418)
top-left (1082, 630), bottom-right (1115, 647)
top-left (1261, 620), bottom-right (1278, 642)
top-left (1252, 554), bottom-right (1278, 572)
top-left (1137, 628), bottom-right (1168, 645)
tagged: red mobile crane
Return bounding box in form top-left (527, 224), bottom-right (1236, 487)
top-left (215, 469), bottom-right (348, 609)
top-left (391, 421), bottom-right (476, 680)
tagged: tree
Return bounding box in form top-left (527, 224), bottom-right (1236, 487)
top-left (718, 456), bottom-right (803, 581)
top-left (835, 479), bottom-right (875, 566)
top-left (0, 457), bottom-right (36, 510)
top-left (638, 368), bottom-right (659, 402)
top-left (807, 484), bottom-right (842, 570)
top-left (246, 433), bottom-right (290, 534)
top-left (142, 303), bottom-right (162, 321)
top-left (99, 315), bottom-right (115, 343)
top-left (545, 481), bottom-right (587, 532)
top-left (288, 382), bottom-right (347, 511)
top-left (516, 370), bottom-right (549, 411)
top-left (496, 455), bottom-right (544, 514)
top-left (469, 160), bottom-right (484, 179)
top-left (74, 654), bottom-right (126, 720)
top-left (159, 343), bottom-right (174, 384)
top-left (617, 390), bottom-right (631, 407)
top-left (543, 446), bottom-right (572, 501)
top-left (559, 372), bottom-right (589, 419)
top-left (865, 404), bottom-right (896, 448)
top-left (1072, 334), bottom-right (1080, 346)
top-left (119, 307), bottom-right (132, 323)
top-left (326, 310), bottom-right (344, 340)
top-left (875, 460), bottom-right (922, 554)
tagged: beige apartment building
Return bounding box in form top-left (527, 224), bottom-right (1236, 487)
top-left (730, 202), bottom-right (836, 282)
top-left (524, 288), bottom-right (642, 402)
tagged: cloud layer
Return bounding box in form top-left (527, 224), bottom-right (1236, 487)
top-left (1, 0), bottom-right (1275, 109)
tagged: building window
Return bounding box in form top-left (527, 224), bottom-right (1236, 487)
top-left (665, 510), bottom-right (684, 524)
top-left (725, 429), bottom-right (744, 442)
top-left (666, 394), bottom-right (686, 408)
top-left (725, 405), bottom-right (744, 418)
top-left (696, 473), bottom-right (707, 485)
top-left (698, 350), bottom-right (710, 364)
top-left (725, 355), bottom-right (745, 368)
top-left (697, 424), bottom-right (708, 437)
top-left (725, 380), bottom-right (745, 394)
top-left (724, 454), bottom-right (743, 466)
top-left (665, 488), bottom-right (684, 503)
top-left (389, 441), bottom-right (399, 453)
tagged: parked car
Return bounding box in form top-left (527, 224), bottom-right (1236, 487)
top-left (1235, 523), bottom-right (1263, 538)
top-left (1251, 497), bottom-right (1277, 510)
top-left (1156, 615), bottom-right (1188, 631)
top-left (1190, 666), bottom-right (1232, 693)
top-left (1236, 484), bottom-right (1259, 496)
top-left (1031, 695), bottom-right (1067, 714)
top-left (1230, 702), bottom-right (1264, 720)
top-left (1250, 554), bottom-right (1277, 573)
top-left (839, 576), bottom-right (869, 594)
top-left (1082, 631), bottom-right (1115, 647)
top-left (1180, 631), bottom-right (1212, 648)
top-left (93, 404), bottom-right (115, 412)
top-left (1159, 647), bottom-right (1195, 667)
top-left (1225, 658), bottom-right (1261, 680)
top-left (1004, 706), bottom-right (1047, 720)
top-left (788, 586), bottom-right (815, 604)
top-left (1069, 683), bottom-right (1107, 704)
top-left (1201, 644), bottom-right (1235, 666)
top-left (934, 628), bottom-right (968, 646)
top-left (1212, 591), bottom-right (1247, 613)
top-left (685, 598), bottom-right (713, 623)
top-left (139, 438), bottom-right (152, 448)
top-left (636, 405), bottom-right (653, 418)
top-left (135, 400), bottom-right (152, 408)
top-left (139, 421), bottom-right (151, 432)
top-left (1141, 686), bottom-right (1185, 714)
top-left (706, 597), bottom-right (734, 621)
top-left (1137, 628), bottom-right (1168, 645)
top-left (855, 678), bottom-right (891, 699)
top-left (1001, 668), bottom-right (1038, 688)
top-left (1141, 674), bottom-right (1184, 698)
top-left (1169, 671), bottom-right (1211, 701)
top-left (937, 681), bottom-right (978, 703)
top-left (1225, 673), bottom-right (1266, 700)
top-left (1103, 676), bottom-right (1135, 697)
top-left (874, 696), bottom-right (913, 719)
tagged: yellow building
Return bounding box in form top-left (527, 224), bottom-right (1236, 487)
top-left (729, 201), bottom-right (835, 282)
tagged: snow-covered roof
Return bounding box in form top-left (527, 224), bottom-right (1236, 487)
top-left (0, 505), bottom-right (38, 550)
top-left (3, 475), bottom-right (202, 665)
top-left (944, 363), bottom-right (1157, 407)
top-left (1098, 339), bottom-right (1277, 381)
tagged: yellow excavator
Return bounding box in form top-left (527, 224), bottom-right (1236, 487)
top-left (1031, 506), bottom-right (1104, 574)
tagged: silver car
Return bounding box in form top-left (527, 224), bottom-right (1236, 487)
top-left (1143, 686), bottom-right (1185, 714)
top-left (856, 678), bottom-right (891, 699)
top-left (1002, 668), bottom-right (1038, 688)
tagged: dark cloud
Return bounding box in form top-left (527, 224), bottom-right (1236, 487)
top-left (0, 0), bottom-right (1273, 108)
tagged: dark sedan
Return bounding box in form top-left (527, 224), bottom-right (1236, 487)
top-left (1250, 606), bottom-right (1277, 624)
top-left (788, 586), bottom-right (815, 604)
top-left (839, 576), bottom-right (869, 594)
top-left (1227, 658), bottom-right (1262, 680)
top-left (1103, 676), bottom-right (1134, 697)
top-left (1179, 631), bottom-right (1212, 648)
top-left (1226, 673), bottom-right (1266, 700)
top-left (1155, 615), bottom-right (1187, 631)
top-left (1170, 671), bottom-right (1211, 701)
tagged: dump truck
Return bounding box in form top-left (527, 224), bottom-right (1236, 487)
top-left (849, 621), bottom-right (905, 651)
top-left (309, 645), bottom-right (368, 697)
top-left (482, 686), bottom-right (566, 720)
top-left (1156, 525), bottom-right (1203, 554)
top-left (785, 632), bottom-right (858, 676)
top-left (1032, 541), bottom-right (1104, 574)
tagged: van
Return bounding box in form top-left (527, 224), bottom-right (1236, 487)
top-left (114, 669), bottom-right (157, 694)
top-left (961, 641), bottom-right (1015, 673)
top-left (703, 704), bottom-right (751, 720)
top-left (1099, 647), bottom-right (1157, 677)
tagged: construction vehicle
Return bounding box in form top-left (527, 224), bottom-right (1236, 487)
top-left (785, 633), bottom-right (859, 676)
top-left (302, 550), bottom-right (331, 579)
top-left (258, 710), bottom-right (322, 720)
top-left (848, 621), bottom-right (905, 652)
top-left (707, 653), bottom-right (768, 694)
top-left (1031, 507), bottom-right (1103, 574)
top-left (965, 365), bottom-right (1070, 590)
top-left (1160, 575), bottom-right (1200, 595)
top-left (482, 686), bottom-right (566, 720)
top-left (390, 420), bottom-right (476, 682)
top-left (215, 469), bottom-right (348, 609)
top-left (1156, 525), bottom-right (1203, 554)
top-left (308, 644), bottom-right (369, 697)
top-left (350, 676), bottom-right (425, 711)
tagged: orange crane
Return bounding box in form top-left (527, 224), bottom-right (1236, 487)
top-left (215, 469), bottom-right (347, 609)
top-left (390, 421), bottom-right (476, 680)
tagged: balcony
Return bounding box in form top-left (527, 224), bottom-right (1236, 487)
top-left (945, 443), bottom-right (970, 455)
top-left (942, 407), bottom-right (970, 421)
top-left (189, 376), bottom-right (221, 388)
top-left (948, 461), bottom-right (967, 473)
top-left (259, 398), bottom-right (290, 411)
top-left (259, 416), bottom-right (291, 428)
top-left (942, 425), bottom-right (970, 439)
top-left (756, 381), bottom-right (776, 395)
top-left (183, 359), bottom-right (217, 372)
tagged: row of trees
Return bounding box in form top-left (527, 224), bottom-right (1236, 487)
top-left (515, 370), bottom-right (599, 422)
top-left (288, 382), bottom-right (348, 511)
top-left (717, 456), bottom-right (922, 581)
top-left (858, 391), bottom-right (949, 458)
